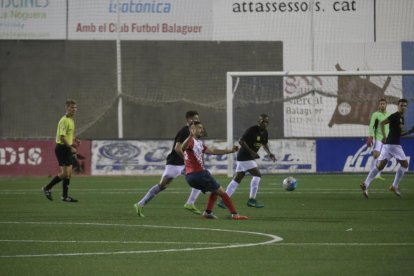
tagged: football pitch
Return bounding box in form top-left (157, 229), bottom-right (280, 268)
top-left (0, 174), bottom-right (413, 275)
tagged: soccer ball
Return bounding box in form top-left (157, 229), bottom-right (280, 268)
top-left (282, 176), bottom-right (297, 191)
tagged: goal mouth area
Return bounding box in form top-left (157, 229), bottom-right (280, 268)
top-left (225, 70), bottom-right (414, 176)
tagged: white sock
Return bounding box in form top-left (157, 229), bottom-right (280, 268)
top-left (392, 166), bottom-right (407, 188)
top-left (371, 158), bottom-right (381, 177)
top-left (249, 176), bottom-right (261, 199)
top-left (138, 184), bottom-right (161, 206)
top-left (225, 180), bottom-right (239, 197)
top-left (365, 167), bottom-right (380, 189)
top-left (185, 188), bottom-right (201, 205)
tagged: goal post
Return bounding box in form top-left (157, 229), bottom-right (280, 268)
top-left (226, 70), bottom-right (414, 177)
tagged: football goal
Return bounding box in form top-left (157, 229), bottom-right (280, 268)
top-left (226, 68), bottom-right (414, 176)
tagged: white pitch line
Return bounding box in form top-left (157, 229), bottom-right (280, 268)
top-left (273, 242), bottom-right (414, 246)
top-left (0, 239), bottom-right (241, 245)
top-left (0, 221), bottom-right (283, 258)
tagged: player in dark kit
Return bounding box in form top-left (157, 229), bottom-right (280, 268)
top-left (218, 114), bottom-right (276, 209)
top-left (133, 111), bottom-right (202, 217)
top-left (361, 99), bottom-right (414, 198)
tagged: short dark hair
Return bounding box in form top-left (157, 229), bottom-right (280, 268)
top-left (398, 98), bottom-right (408, 105)
top-left (259, 113), bottom-right (268, 119)
top-left (66, 99), bottom-right (76, 107)
top-left (379, 98), bottom-right (387, 103)
top-left (186, 110), bottom-right (198, 119)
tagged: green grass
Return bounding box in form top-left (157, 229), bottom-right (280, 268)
top-left (0, 174), bottom-right (413, 275)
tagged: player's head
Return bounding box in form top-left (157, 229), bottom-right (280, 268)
top-left (65, 99), bottom-right (77, 117)
top-left (397, 99), bottom-right (408, 114)
top-left (186, 110), bottom-right (199, 125)
top-left (258, 114), bottom-right (269, 130)
top-left (378, 98), bottom-right (387, 112)
top-left (190, 121), bottom-right (204, 138)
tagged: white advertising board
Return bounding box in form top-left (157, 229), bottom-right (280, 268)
top-left (91, 139), bottom-right (316, 175)
top-left (0, 0), bottom-right (66, 39)
top-left (212, 0), bottom-right (373, 42)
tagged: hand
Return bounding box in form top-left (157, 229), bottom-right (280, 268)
top-left (232, 145), bottom-right (239, 153)
top-left (366, 136), bottom-right (373, 147)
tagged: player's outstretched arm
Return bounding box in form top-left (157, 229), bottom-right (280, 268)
top-left (205, 145), bottom-right (238, 155)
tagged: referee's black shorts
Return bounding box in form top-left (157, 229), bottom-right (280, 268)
top-left (55, 144), bottom-right (73, 166)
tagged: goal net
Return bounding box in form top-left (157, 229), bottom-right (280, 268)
top-left (226, 69), bottom-right (414, 176)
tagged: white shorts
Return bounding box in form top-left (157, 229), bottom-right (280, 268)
top-left (378, 144), bottom-right (407, 161)
top-left (372, 140), bottom-right (384, 153)
top-left (161, 165), bottom-right (185, 178)
top-left (235, 160), bottom-right (258, 172)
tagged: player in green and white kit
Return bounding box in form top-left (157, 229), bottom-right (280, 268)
top-left (367, 98), bottom-right (390, 180)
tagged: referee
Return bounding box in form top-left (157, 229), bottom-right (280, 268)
top-left (42, 99), bottom-right (78, 202)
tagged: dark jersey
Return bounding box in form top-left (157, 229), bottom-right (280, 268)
top-left (166, 125), bottom-right (189, 165)
top-left (385, 111), bottom-right (404, 145)
top-left (237, 125), bottom-right (268, 161)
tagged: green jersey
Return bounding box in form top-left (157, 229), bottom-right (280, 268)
top-left (56, 115), bottom-right (75, 145)
top-left (368, 111), bottom-right (390, 141)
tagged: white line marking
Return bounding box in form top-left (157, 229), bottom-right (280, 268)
top-left (0, 221), bottom-right (283, 258)
top-left (0, 239), bottom-right (240, 245)
top-left (273, 243), bottom-right (414, 246)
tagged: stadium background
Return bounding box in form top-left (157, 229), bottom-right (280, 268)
top-left (0, 0), bottom-right (413, 176)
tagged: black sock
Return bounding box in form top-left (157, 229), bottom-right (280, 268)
top-left (45, 176), bottom-right (62, 190)
top-left (62, 178), bottom-right (70, 198)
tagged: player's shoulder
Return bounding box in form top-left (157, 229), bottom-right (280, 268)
top-left (58, 115), bottom-right (71, 124)
top-left (176, 125), bottom-right (189, 135)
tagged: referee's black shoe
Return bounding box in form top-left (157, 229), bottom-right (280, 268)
top-left (41, 187), bottom-right (53, 201)
top-left (62, 196), bottom-right (78, 203)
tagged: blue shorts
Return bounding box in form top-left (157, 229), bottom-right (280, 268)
top-left (185, 170), bottom-right (220, 193)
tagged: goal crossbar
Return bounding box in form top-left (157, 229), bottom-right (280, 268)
top-left (226, 70), bottom-right (414, 177)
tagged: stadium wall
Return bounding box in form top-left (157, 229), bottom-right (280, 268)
top-left (1, 0), bottom-right (414, 140)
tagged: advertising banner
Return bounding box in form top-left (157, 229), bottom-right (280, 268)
top-left (92, 140), bottom-right (171, 175)
top-left (91, 139), bottom-right (315, 175)
top-left (213, 0), bottom-right (373, 42)
top-left (0, 0), bottom-right (66, 39)
top-left (316, 138), bottom-right (414, 172)
top-left (68, 0), bottom-right (213, 40)
top-left (0, 140), bottom-right (91, 176)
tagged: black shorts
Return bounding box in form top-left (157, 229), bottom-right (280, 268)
top-left (55, 144), bottom-right (73, 166)
top-left (185, 170), bottom-right (220, 193)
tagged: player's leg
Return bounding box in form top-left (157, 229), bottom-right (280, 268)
top-left (246, 166), bottom-right (263, 208)
top-left (134, 165), bottom-right (182, 217)
top-left (215, 187), bottom-right (248, 220)
top-left (61, 165), bottom-right (77, 202)
top-left (42, 145), bottom-right (66, 200)
top-left (183, 188), bottom-right (202, 215)
top-left (389, 146), bottom-right (408, 197)
top-left (361, 145), bottom-right (390, 197)
top-left (217, 171), bottom-right (245, 209)
top-left (372, 141), bottom-right (385, 180)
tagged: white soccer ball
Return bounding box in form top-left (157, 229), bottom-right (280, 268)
top-left (282, 176), bottom-right (297, 191)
